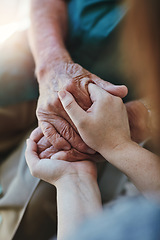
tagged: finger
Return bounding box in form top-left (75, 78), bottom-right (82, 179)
top-left (51, 149), bottom-right (92, 162)
top-left (37, 136), bottom-right (52, 154)
top-left (58, 90), bottom-right (95, 153)
top-left (40, 121), bottom-right (71, 151)
top-left (88, 83), bottom-right (112, 102)
top-left (25, 139), bottom-right (40, 174)
top-left (58, 90), bottom-right (87, 129)
top-left (30, 127), bottom-right (44, 143)
top-left (30, 127), bottom-right (54, 154)
top-left (52, 116), bottom-right (95, 154)
top-left (92, 75), bottom-right (128, 98)
top-left (51, 149), bottom-right (105, 163)
top-left (26, 139), bottom-right (52, 179)
top-left (39, 146), bottom-right (58, 159)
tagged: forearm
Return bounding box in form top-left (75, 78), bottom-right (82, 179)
top-left (29, 0), bottom-right (72, 82)
top-left (56, 175), bottom-right (102, 240)
top-left (101, 141), bottom-right (160, 195)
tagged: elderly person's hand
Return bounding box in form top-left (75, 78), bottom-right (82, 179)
top-left (125, 100), bottom-right (151, 143)
top-left (29, 0), bottom-right (128, 155)
top-left (37, 62), bottom-right (128, 154)
top-left (29, 127), bottom-right (106, 162)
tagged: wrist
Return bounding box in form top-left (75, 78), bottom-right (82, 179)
top-left (55, 173), bottom-right (101, 210)
top-left (36, 48), bottom-right (73, 84)
top-left (54, 173), bottom-right (97, 189)
top-left (100, 139), bottom-right (136, 163)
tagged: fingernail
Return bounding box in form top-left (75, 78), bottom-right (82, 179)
top-left (87, 148), bottom-right (96, 154)
top-left (58, 90), bottom-right (66, 99)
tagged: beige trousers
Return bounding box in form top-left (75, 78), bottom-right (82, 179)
top-left (0, 101), bottom-right (57, 240)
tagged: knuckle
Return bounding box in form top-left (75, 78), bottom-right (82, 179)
top-left (36, 108), bottom-right (47, 120)
top-left (42, 123), bottom-right (51, 135)
top-left (65, 63), bottom-right (89, 85)
top-left (60, 124), bottom-right (70, 137)
top-left (41, 123), bottom-right (54, 141)
top-left (60, 123), bottom-right (74, 141)
top-left (37, 95), bottom-right (60, 117)
top-left (58, 122), bottom-right (86, 151)
top-left (54, 133), bottom-right (66, 149)
top-left (66, 63), bottom-right (82, 76)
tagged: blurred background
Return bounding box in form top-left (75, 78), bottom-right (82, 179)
top-left (0, 0), bottom-right (38, 108)
top-left (0, 0), bottom-right (30, 44)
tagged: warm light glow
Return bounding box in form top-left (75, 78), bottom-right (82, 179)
top-left (0, 19), bottom-right (30, 44)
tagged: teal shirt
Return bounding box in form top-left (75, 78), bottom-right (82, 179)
top-left (67, 0), bottom-right (136, 101)
top-left (67, 0), bottom-right (127, 71)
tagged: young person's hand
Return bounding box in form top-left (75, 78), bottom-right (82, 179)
top-left (25, 133), bottom-right (97, 187)
top-left (58, 83), bottom-right (131, 160)
top-left (25, 127), bottom-right (102, 240)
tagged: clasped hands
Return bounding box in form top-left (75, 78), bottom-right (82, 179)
top-left (26, 63), bottom-right (150, 184)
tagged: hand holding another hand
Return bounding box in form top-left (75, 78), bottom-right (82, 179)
top-left (37, 62), bottom-right (128, 154)
top-left (59, 83), bottom-right (131, 160)
top-left (25, 128), bottom-right (97, 187)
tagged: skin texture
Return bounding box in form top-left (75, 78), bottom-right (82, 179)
top-left (59, 83), bottom-right (131, 155)
top-left (58, 83), bottom-right (160, 194)
top-left (25, 138), bottom-right (97, 187)
top-left (37, 62), bottom-right (128, 154)
top-left (26, 84), bottom-right (160, 239)
top-left (30, 127), bottom-right (106, 162)
top-left (25, 138), bottom-right (102, 240)
top-left (29, 0), bottom-right (129, 155)
top-left (29, 0), bottom-right (152, 163)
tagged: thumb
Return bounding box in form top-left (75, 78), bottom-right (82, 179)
top-left (93, 77), bottom-right (128, 98)
top-left (58, 90), bottom-right (87, 128)
top-left (88, 83), bottom-right (111, 103)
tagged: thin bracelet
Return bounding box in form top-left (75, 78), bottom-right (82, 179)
top-left (139, 99), bottom-right (153, 135)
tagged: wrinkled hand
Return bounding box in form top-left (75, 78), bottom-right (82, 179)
top-left (125, 100), bottom-right (150, 143)
top-left (29, 127), bottom-right (106, 162)
top-left (25, 129), bottom-right (98, 186)
top-left (37, 62), bottom-right (128, 153)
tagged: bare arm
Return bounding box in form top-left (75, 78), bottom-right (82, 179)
top-left (56, 175), bottom-right (101, 240)
top-left (29, 0), bottom-right (128, 155)
top-left (101, 141), bottom-right (160, 196)
top-left (25, 136), bottom-right (102, 240)
top-left (59, 84), bottom-right (160, 197)
top-left (29, 0), bottom-right (71, 78)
